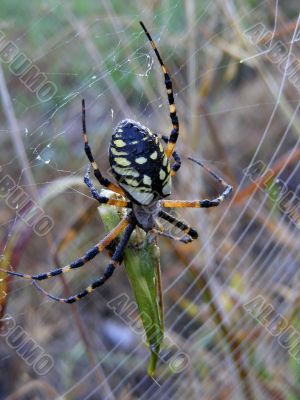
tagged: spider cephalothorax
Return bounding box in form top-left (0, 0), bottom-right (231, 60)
top-left (2, 21), bottom-right (232, 304)
top-left (109, 119), bottom-right (171, 206)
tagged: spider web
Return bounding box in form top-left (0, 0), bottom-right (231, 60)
top-left (1, 1), bottom-right (300, 399)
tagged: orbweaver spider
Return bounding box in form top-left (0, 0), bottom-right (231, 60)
top-left (2, 22), bottom-right (232, 304)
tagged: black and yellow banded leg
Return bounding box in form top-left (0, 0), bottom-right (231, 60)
top-left (160, 135), bottom-right (181, 176)
top-left (169, 149), bottom-right (181, 176)
top-left (33, 223), bottom-right (136, 304)
top-left (158, 210), bottom-right (198, 240)
top-left (149, 218), bottom-right (191, 243)
top-left (1, 217), bottom-right (130, 281)
top-left (82, 99), bottom-right (125, 196)
top-left (161, 158), bottom-right (233, 208)
top-left (151, 228), bottom-right (193, 243)
top-left (160, 195), bottom-right (231, 209)
top-left (84, 166), bottom-right (130, 208)
top-left (140, 22), bottom-right (179, 159)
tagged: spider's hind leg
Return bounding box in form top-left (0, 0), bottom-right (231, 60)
top-left (1, 217), bottom-right (130, 281)
top-left (151, 228), bottom-right (193, 244)
top-left (158, 210), bottom-right (198, 241)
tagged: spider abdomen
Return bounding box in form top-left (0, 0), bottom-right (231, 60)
top-left (109, 119), bottom-right (171, 205)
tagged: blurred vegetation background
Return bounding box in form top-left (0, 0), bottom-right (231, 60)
top-left (1, 1), bottom-right (300, 399)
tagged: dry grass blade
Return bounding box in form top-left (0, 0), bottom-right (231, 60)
top-left (234, 146), bottom-right (300, 205)
top-left (166, 239), bottom-right (256, 400)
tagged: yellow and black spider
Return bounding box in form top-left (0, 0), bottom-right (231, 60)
top-left (2, 22), bottom-right (232, 304)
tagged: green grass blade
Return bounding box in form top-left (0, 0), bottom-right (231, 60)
top-left (98, 190), bottom-right (163, 376)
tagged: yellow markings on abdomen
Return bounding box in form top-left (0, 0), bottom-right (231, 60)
top-left (125, 178), bottom-right (139, 187)
top-left (115, 157), bottom-right (131, 166)
top-left (147, 128), bottom-right (153, 136)
top-left (112, 165), bottom-right (140, 177)
top-left (114, 139), bottom-right (126, 147)
top-left (111, 147), bottom-right (128, 156)
top-left (159, 170), bottom-right (166, 180)
top-left (143, 175), bottom-right (152, 185)
top-left (150, 151), bottom-right (158, 160)
top-left (135, 157), bottom-right (147, 164)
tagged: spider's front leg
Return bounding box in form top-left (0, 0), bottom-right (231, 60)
top-left (84, 165), bottom-right (131, 208)
top-left (161, 157), bottom-right (233, 209)
top-left (81, 99), bottom-right (125, 196)
top-left (160, 135), bottom-right (181, 176)
top-left (34, 223), bottom-right (136, 303)
top-left (140, 22), bottom-right (179, 160)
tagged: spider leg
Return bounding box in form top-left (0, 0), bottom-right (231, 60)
top-left (84, 165), bottom-right (130, 208)
top-left (33, 223), bottom-right (136, 303)
top-left (149, 214), bottom-right (193, 243)
top-left (140, 22), bottom-right (179, 159)
top-left (81, 99), bottom-right (125, 196)
top-left (151, 228), bottom-right (192, 244)
top-left (161, 200), bottom-right (222, 208)
top-left (160, 135), bottom-right (181, 176)
top-left (158, 210), bottom-right (198, 240)
top-left (1, 217), bottom-right (130, 281)
top-left (161, 157), bottom-right (233, 208)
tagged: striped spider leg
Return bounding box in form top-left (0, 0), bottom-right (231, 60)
top-left (140, 22), bottom-right (179, 160)
top-left (1, 216), bottom-right (133, 303)
top-left (1, 21), bottom-right (233, 307)
top-left (160, 157), bottom-right (233, 209)
top-left (33, 223), bottom-right (136, 304)
top-left (82, 99), bottom-right (125, 196)
top-left (160, 135), bottom-right (181, 176)
top-left (84, 164), bottom-right (131, 208)
top-left (157, 210), bottom-right (198, 242)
